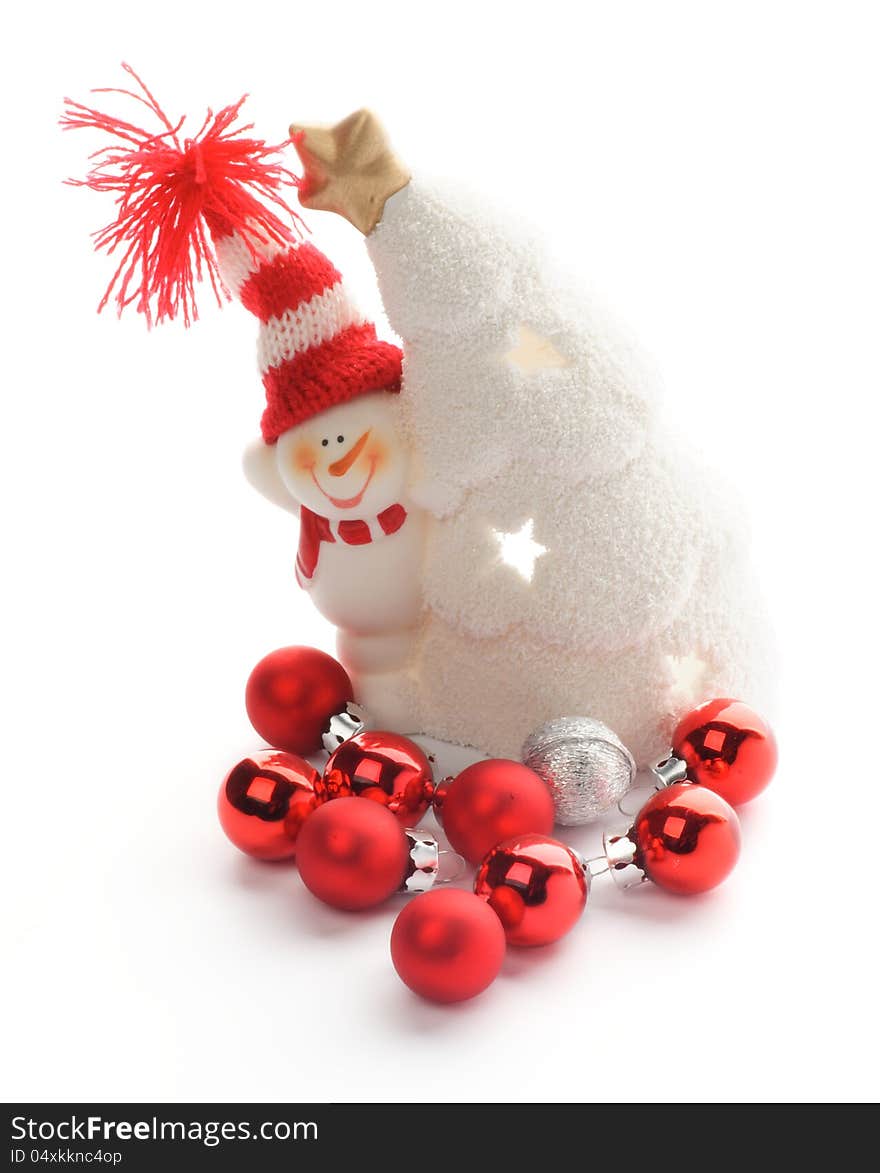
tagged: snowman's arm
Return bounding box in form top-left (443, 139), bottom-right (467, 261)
top-left (242, 438), bottom-right (299, 515)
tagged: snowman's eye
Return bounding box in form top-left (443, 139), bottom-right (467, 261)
top-left (337, 435), bottom-right (345, 444)
top-left (321, 439), bottom-right (329, 447)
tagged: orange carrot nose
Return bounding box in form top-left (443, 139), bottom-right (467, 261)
top-left (328, 429), bottom-right (371, 477)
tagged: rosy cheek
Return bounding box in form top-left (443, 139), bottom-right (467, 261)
top-left (293, 443), bottom-right (316, 472)
top-left (367, 441), bottom-right (391, 472)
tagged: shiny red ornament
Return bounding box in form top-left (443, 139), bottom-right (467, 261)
top-left (296, 799), bottom-right (411, 910)
top-left (322, 731), bottom-right (433, 824)
top-left (245, 646), bottom-right (353, 755)
top-left (475, 834), bottom-right (588, 947)
top-left (673, 698), bottom-right (778, 806)
top-left (217, 749), bottom-right (322, 861)
top-left (390, 889), bottom-right (506, 1003)
top-left (633, 782), bottom-right (741, 894)
top-left (437, 759), bottom-right (555, 865)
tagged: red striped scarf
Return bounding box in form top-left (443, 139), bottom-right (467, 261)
top-left (296, 504), bottom-right (408, 584)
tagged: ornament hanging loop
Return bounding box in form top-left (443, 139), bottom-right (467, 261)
top-left (437, 849), bottom-right (468, 884)
top-left (580, 853), bottom-right (611, 881)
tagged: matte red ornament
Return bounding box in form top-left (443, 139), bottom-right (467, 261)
top-left (474, 834), bottom-right (588, 947)
top-left (322, 731), bottom-right (432, 824)
top-left (437, 759), bottom-right (555, 865)
top-left (632, 782), bottom-right (741, 895)
top-left (217, 749), bottom-right (322, 861)
top-left (245, 645), bottom-right (354, 756)
top-left (673, 698), bottom-right (778, 806)
top-left (296, 799), bottom-right (411, 911)
top-left (390, 889), bottom-right (506, 1003)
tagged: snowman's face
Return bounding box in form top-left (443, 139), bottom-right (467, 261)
top-left (275, 391), bottom-right (407, 518)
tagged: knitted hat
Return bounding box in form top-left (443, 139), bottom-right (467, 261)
top-left (213, 229), bottom-right (401, 443)
top-left (61, 67), bottom-right (402, 443)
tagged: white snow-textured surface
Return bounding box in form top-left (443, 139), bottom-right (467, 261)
top-left (366, 179), bottom-right (773, 765)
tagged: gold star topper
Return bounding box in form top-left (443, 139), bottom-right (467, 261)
top-left (289, 109), bottom-right (411, 236)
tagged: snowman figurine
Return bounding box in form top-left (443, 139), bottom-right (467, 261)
top-left (231, 232), bottom-right (426, 728)
top-left (64, 75), bottom-right (429, 733)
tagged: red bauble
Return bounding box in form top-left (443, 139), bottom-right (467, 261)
top-left (391, 889), bottom-right (506, 1003)
top-left (217, 749), bottom-right (322, 861)
top-left (296, 799), bottom-right (410, 910)
top-left (475, 834), bottom-right (588, 947)
top-left (323, 731), bottom-right (432, 824)
top-left (437, 760), bottom-right (555, 865)
top-left (673, 698), bottom-right (778, 806)
top-left (633, 782), bottom-right (741, 894)
top-left (245, 646), bottom-right (353, 755)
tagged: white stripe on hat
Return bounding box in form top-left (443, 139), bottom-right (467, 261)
top-left (214, 228), bottom-right (303, 299)
top-left (257, 282), bottom-right (366, 374)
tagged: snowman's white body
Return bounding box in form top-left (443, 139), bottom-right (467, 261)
top-left (244, 392), bottom-right (430, 732)
top-left (247, 176), bottom-right (772, 766)
top-left (303, 510), bottom-right (428, 731)
top-left (304, 516), bottom-right (425, 638)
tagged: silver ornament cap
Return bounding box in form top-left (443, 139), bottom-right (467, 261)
top-left (602, 829), bottom-right (648, 889)
top-left (402, 829), bottom-right (440, 893)
top-left (321, 701), bottom-right (368, 755)
top-left (650, 755), bottom-right (689, 789)
top-left (522, 716), bottom-right (636, 825)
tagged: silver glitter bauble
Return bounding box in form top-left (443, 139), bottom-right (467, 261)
top-left (521, 717), bottom-right (636, 825)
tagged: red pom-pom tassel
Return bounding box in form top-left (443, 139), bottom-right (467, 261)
top-left (61, 63), bottom-right (303, 326)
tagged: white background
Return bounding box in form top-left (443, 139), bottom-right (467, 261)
top-left (2, 0), bottom-right (878, 1104)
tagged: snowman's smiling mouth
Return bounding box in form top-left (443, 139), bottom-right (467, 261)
top-left (311, 456), bottom-right (376, 509)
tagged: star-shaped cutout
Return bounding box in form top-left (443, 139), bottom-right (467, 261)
top-left (289, 109), bottom-right (411, 236)
top-left (667, 652), bottom-right (707, 695)
top-left (503, 324), bottom-right (571, 374)
top-left (492, 519), bottom-right (547, 582)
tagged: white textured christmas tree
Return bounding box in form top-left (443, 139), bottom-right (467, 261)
top-left (62, 76), bottom-right (772, 769)
top-left (292, 112), bottom-right (773, 765)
